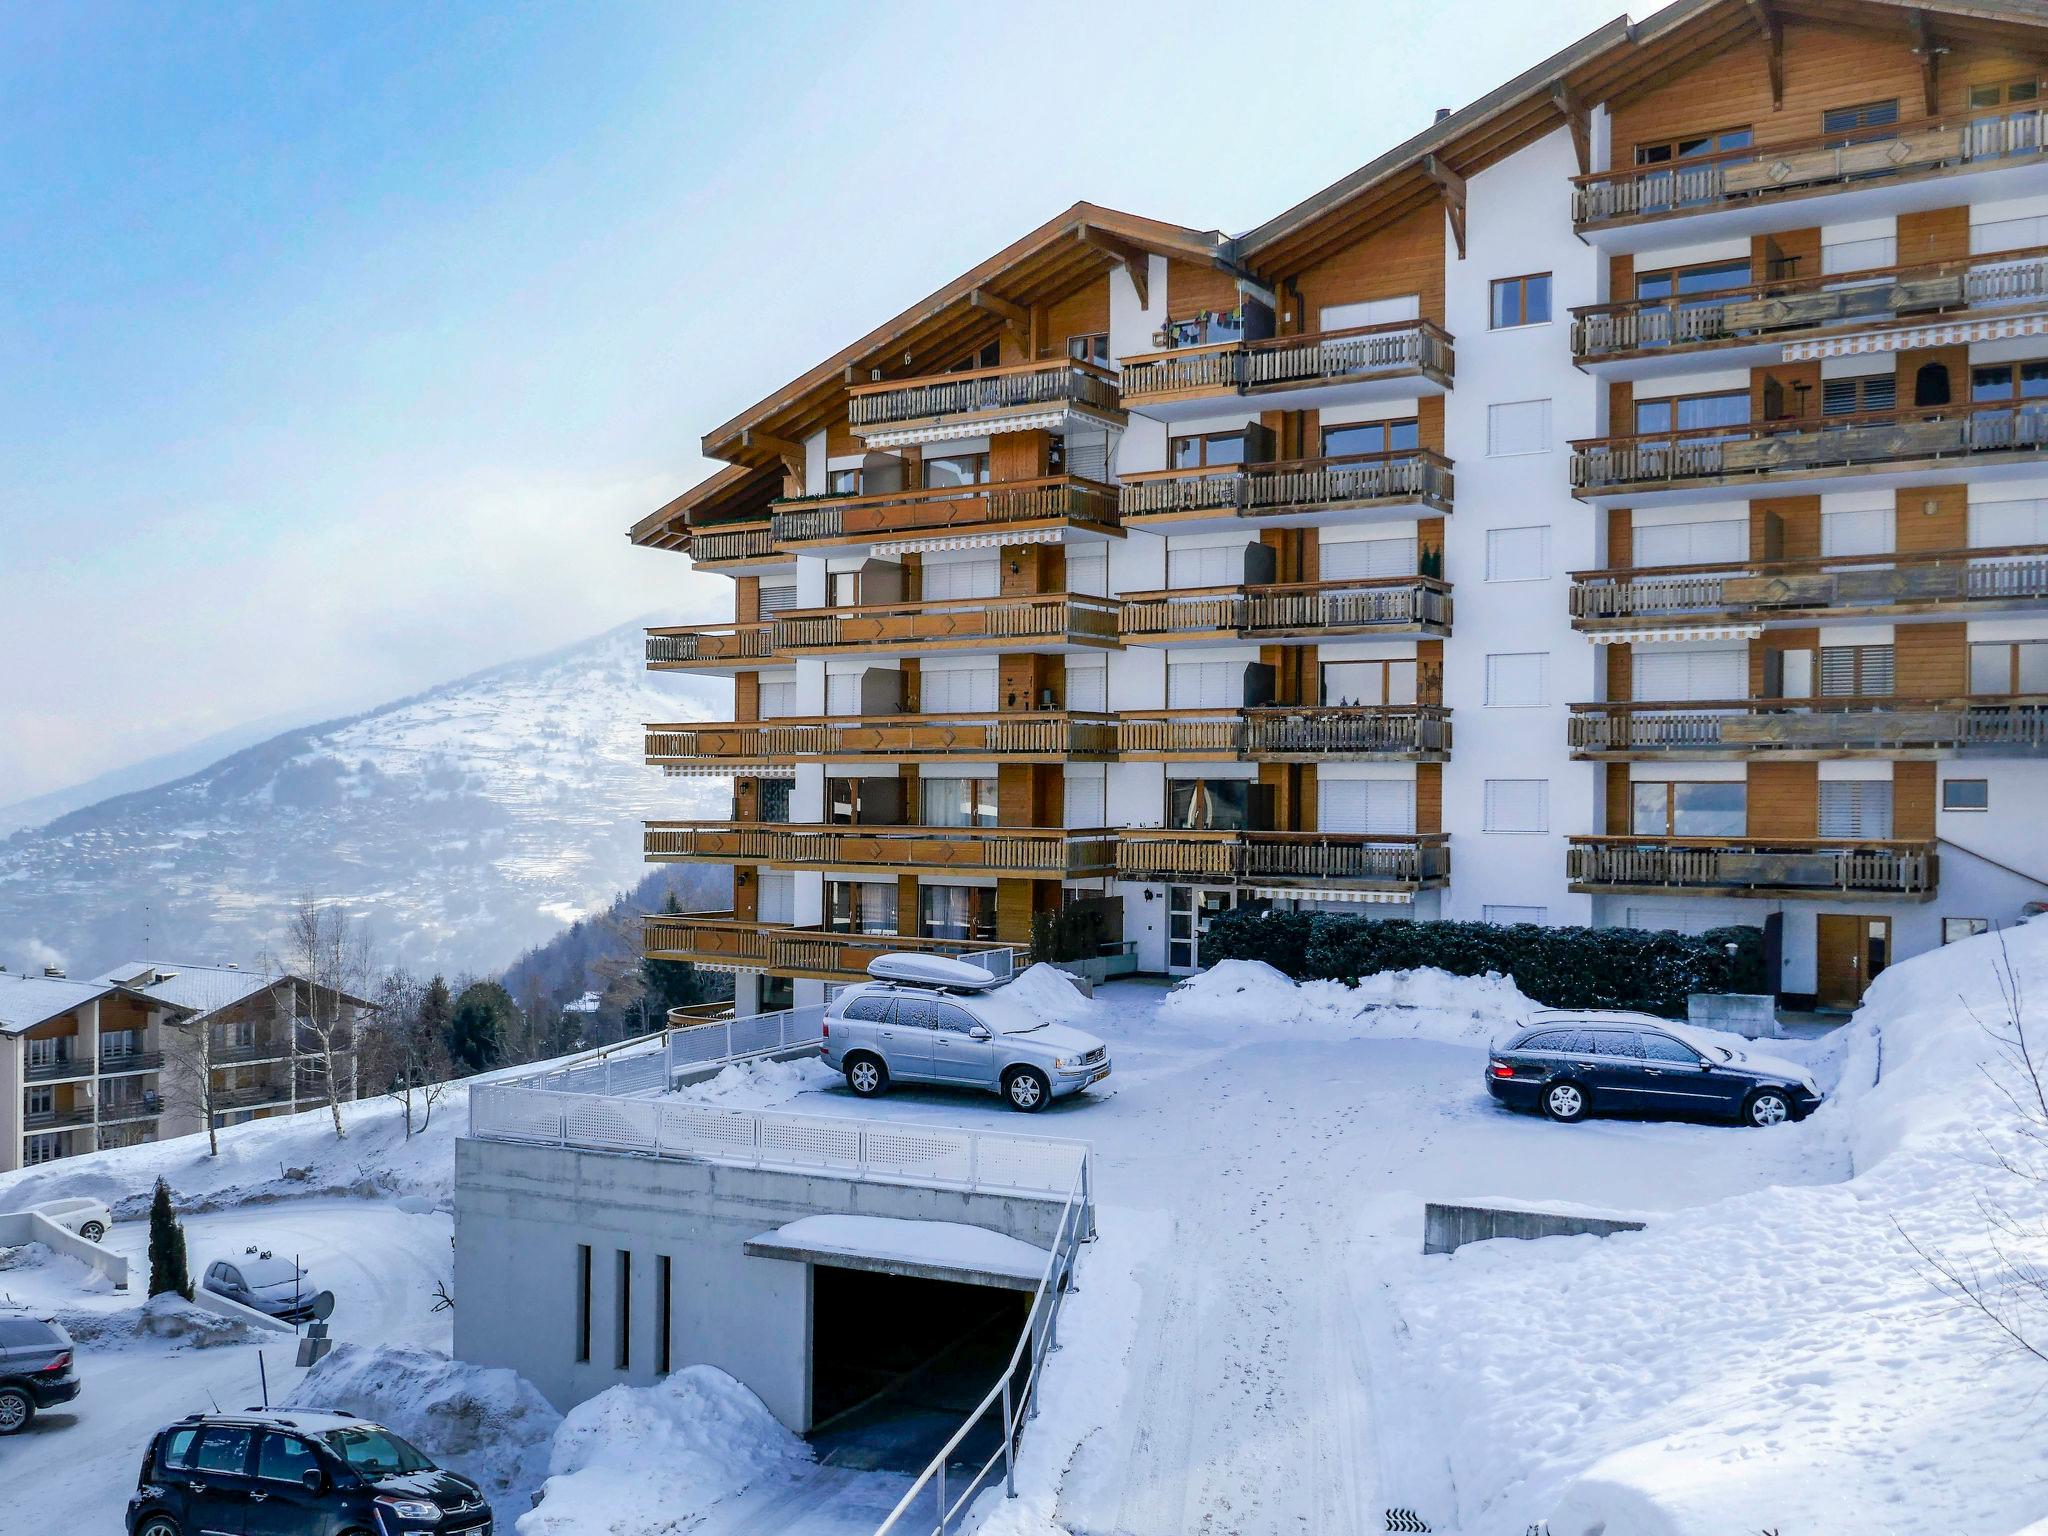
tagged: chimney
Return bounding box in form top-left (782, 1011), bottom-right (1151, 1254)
top-left (1435, 107), bottom-right (1451, 122)
top-left (43, 965), bottom-right (64, 979)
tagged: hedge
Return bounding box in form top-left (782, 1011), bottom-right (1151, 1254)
top-left (1199, 909), bottom-right (1766, 1016)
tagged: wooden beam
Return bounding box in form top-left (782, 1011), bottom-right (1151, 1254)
top-left (1747, 0), bottom-right (1783, 108)
top-left (1911, 9), bottom-right (1944, 119)
top-left (1551, 81), bottom-right (1592, 175)
top-left (968, 287), bottom-right (1032, 351)
top-left (740, 428), bottom-right (805, 481)
top-left (1075, 224), bottom-right (1149, 308)
top-left (1421, 154), bottom-right (1467, 261)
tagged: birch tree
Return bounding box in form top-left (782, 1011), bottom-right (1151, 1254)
top-left (279, 895), bottom-right (373, 1141)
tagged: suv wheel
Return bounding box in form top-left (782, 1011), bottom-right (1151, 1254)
top-left (136, 1518), bottom-right (183, 1536)
top-left (0, 1386), bottom-right (33, 1434)
top-left (78, 1220), bottom-right (106, 1243)
top-left (845, 1054), bottom-right (888, 1098)
top-left (1004, 1067), bottom-right (1050, 1113)
top-left (1745, 1089), bottom-right (1792, 1128)
top-left (1543, 1082), bottom-right (1589, 1123)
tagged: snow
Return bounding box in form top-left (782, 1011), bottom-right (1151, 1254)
top-left (756, 1214), bottom-right (1052, 1283)
top-left (991, 963), bottom-right (1104, 1029)
top-left (1160, 956), bottom-right (1541, 1044)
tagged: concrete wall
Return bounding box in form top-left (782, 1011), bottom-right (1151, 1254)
top-left (1422, 1200), bottom-right (1645, 1256)
top-left (453, 1136), bottom-right (1071, 1431)
top-left (0, 1210), bottom-right (131, 1288)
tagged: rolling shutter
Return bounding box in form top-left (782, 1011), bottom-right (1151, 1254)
top-left (921, 559), bottom-right (999, 600)
top-left (1320, 536), bottom-right (1418, 579)
top-left (921, 667), bottom-right (999, 713)
top-left (1318, 779), bottom-right (1414, 834)
top-left (1065, 659), bottom-right (1107, 712)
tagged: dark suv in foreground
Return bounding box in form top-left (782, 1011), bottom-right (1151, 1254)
top-left (129, 1411), bottom-right (492, 1536)
top-left (1487, 1011), bottom-right (1823, 1128)
top-left (0, 1314), bottom-right (80, 1433)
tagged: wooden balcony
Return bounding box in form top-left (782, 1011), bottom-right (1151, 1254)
top-left (1570, 246), bottom-right (2048, 378)
top-left (771, 475), bottom-right (1119, 556)
top-left (1119, 450), bottom-right (1452, 533)
top-left (642, 915), bottom-right (1016, 982)
top-left (1571, 106), bottom-right (2048, 252)
top-left (1569, 544), bottom-right (2048, 631)
top-left (1569, 696), bottom-right (2048, 760)
top-left (773, 593), bottom-right (1121, 657)
top-left (1117, 706), bottom-right (1450, 762)
top-left (1567, 836), bottom-right (1937, 901)
top-left (644, 621), bottom-right (777, 673)
top-left (1119, 322), bottom-right (1453, 421)
top-left (645, 712), bottom-right (1118, 770)
top-left (1119, 578), bottom-right (1451, 646)
top-left (1570, 402), bottom-right (2048, 504)
top-left (846, 359), bottom-right (1124, 443)
top-left (645, 821), bottom-right (1115, 878)
top-left (1115, 831), bottom-right (1449, 892)
top-left (682, 520), bottom-right (789, 576)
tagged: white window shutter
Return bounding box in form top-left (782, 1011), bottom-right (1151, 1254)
top-left (1322, 537), bottom-right (1418, 579)
top-left (1483, 779), bottom-right (1549, 833)
top-left (758, 583), bottom-right (800, 614)
top-left (1065, 772), bottom-right (1106, 827)
top-left (825, 674), bottom-right (862, 715)
top-left (1066, 546), bottom-right (1108, 596)
top-left (1634, 518), bottom-right (1745, 567)
top-left (1168, 545), bottom-right (1238, 588)
top-left (1821, 507), bottom-right (1895, 557)
top-left (1487, 400), bottom-right (1552, 457)
top-left (1320, 295), bottom-right (1419, 329)
top-left (923, 667), bottom-right (998, 713)
top-left (922, 559), bottom-right (999, 600)
top-left (1970, 498), bottom-right (2048, 548)
top-left (1066, 659), bottom-right (1107, 712)
top-left (1319, 779), bottom-right (1414, 834)
top-left (1485, 526), bottom-right (1551, 582)
top-left (1485, 653), bottom-right (1548, 708)
top-left (1168, 662), bottom-right (1238, 708)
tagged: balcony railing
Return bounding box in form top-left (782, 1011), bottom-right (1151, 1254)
top-left (773, 592), bottom-right (1120, 655)
top-left (1571, 402), bottom-right (2048, 496)
top-left (1115, 831), bottom-right (1449, 887)
top-left (641, 915), bottom-right (1017, 981)
top-left (1570, 245), bottom-right (2048, 361)
top-left (22, 1105), bottom-right (95, 1131)
top-left (97, 1051), bottom-right (164, 1075)
top-left (1571, 105), bottom-right (2048, 228)
top-left (847, 359), bottom-right (1122, 434)
top-left (211, 1040), bottom-right (289, 1066)
top-left (685, 521), bottom-right (780, 566)
top-left (1117, 706), bottom-right (1451, 760)
top-left (1119, 450), bottom-right (1453, 524)
top-left (1567, 836), bottom-right (1937, 899)
top-left (1119, 321), bottom-right (1453, 404)
top-left (1119, 578), bottom-right (1451, 642)
top-left (645, 821), bottom-right (1116, 877)
top-left (646, 712), bottom-right (1118, 766)
top-left (211, 1085), bottom-right (294, 1112)
top-left (644, 622), bottom-right (777, 669)
top-left (1569, 543), bottom-right (2048, 628)
top-left (1569, 696), bottom-right (2048, 757)
top-left (772, 475), bottom-right (1118, 548)
top-left (24, 1057), bottom-right (88, 1083)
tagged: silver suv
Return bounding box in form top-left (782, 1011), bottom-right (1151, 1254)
top-left (823, 956), bottom-right (1111, 1112)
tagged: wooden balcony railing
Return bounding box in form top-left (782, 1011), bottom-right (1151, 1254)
top-left (1119, 321), bottom-right (1453, 403)
top-left (773, 592), bottom-right (1121, 655)
top-left (641, 916), bottom-right (1015, 980)
top-left (1117, 706), bottom-right (1451, 760)
top-left (641, 913), bottom-right (774, 968)
top-left (772, 475), bottom-right (1118, 547)
top-left (1569, 543), bottom-right (2048, 627)
top-left (646, 712), bottom-right (1118, 766)
top-left (645, 622), bottom-right (776, 668)
top-left (1571, 105), bottom-right (2048, 227)
top-left (686, 521), bottom-right (780, 566)
top-left (1119, 578), bottom-right (1451, 641)
top-left (1119, 450), bottom-right (1453, 522)
top-left (1569, 696), bottom-right (2048, 756)
top-left (1570, 244), bottom-right (2048, 360)
top-left (1571, 401), bottom-right (2048, 495)
top-left (1567, 836), bottom-right (1937, 899)
top-left (847, 359), bottom-right (1122, 432)
top-left (1115, 830), bottom-right (1450, 886)
top-left (645, 821), bottom-right (1115, 877)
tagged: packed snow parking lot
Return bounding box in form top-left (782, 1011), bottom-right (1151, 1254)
top-left (4, 931), bottom-right (2048, 1534)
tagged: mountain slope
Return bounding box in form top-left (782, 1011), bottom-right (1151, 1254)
top-left (0, 622), bottom-right (730, 977)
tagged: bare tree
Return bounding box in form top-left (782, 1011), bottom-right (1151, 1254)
top-left (160, 1007), bottom-right (222, 1158)
top-left (277, 896), bottom-right (374, 1141)
top-left (362, 969), bottom-right (454, 1139)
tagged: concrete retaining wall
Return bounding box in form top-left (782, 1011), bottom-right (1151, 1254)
top-left (1688, 992), bottom-right (1781, 1040)
top-left (186, 1283), bottom-right (296, 1333)
top-left (0, 1211), bottom-right (130, 1290)
top-left (1423, 1201), bottom-right (1646, 1256)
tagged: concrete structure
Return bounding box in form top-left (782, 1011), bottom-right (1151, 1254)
top-left (1422, 1200), bottom-right (1647, 1256)
top-left (1688, 991), bottom-right (1783, 1039)
top-left (0, 1208), bottom-right (131, 1289)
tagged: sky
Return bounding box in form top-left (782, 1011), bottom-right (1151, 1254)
top-left (0, 0), bottom-right (1652, 807)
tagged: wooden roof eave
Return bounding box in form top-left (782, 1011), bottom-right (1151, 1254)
top-left (629, 462), bottom-right (778, 550)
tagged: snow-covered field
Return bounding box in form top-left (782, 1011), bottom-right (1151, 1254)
top-left (3, 933), bottom-right (2045, 1535)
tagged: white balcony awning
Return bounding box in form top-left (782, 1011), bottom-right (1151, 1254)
top-left (1782, 311), bottom-right (2048, 361)
top-left (1588, 624), bottom-right (1763, 645)
top-left (660, 764), bottom-right (793, 779)
top-left (860, 407), bottom-right (1124, 449)
top-left (1249, 887), bottom-right (1413, 904)
top-left (874, 527), bottom-right (1063, 557)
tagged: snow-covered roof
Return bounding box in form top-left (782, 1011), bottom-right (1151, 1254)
top-left (0, 973), bottom-right (123, 1035)
top-left (88, 961), bottom-right (282, 1019)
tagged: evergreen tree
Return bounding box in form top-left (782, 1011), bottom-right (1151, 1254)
top-left (147, 1177), bottom-right (191, 1300)
top-left (447, 979), bottom-right (516, 1072)
top-left (420, 975), bottom-right (454, 1046)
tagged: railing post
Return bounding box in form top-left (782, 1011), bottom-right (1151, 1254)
top-left (1002, 1379), bottom-right (1017, 1496)
top-left (937, 1463), bottom-right (948, 1536)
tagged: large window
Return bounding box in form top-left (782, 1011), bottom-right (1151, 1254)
top-left (1634, 259), bottom-right (1752, 305)
top-left (1318, 778), bottom-right (1415, 834)
top-left (921, 885), bottom-right (996, 942)
top-left (1323, 418), bottom-right (1419, 458)
top-left (1634, 126), bottom-right (1751, 165)
top-left (1167, 778), bottom-right (1257, 830)
top-left (1632, 780), bottom-right (1746, 837)
top-left (1632, 516), bottom-right (1746, 567)
top-left (1970, 639), bottom-right (2048, 693)
top-left (826, 777), bottom-right (904, 826)
top-left (1634, 390), bottom-right (1749, 436)
top-left (23, 1134), bottom-right (63, 1166)
top-left (923, 452), bottom-right (990, 488)
top-left (920, 777), bottom-right (997, 828)
top-left (1819, 780), bottom-right (1893, 839)
top-left (1489, 273), bottom-right (1552, 329)
top-left (1822, 374), bottom-right (1896, 417)
top-left (825, 881), bottom-right (898, 935)
top-left (1972, 360), bottom-right (2048, 404)
top-left (1169, 430), bottom-right (1246, 470)
top-left (1321, 659), bottom-right (1418, 707)
top-left (757, 778), bottom-right (792, 824)
top-left (1067, 332), bottom-right (1109, 367)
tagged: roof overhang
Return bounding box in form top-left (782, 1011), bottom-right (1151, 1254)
top-left (744, 1214), bottom-right (1053, 1292)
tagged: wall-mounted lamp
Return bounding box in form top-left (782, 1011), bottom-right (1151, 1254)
top-left (1142, 888), bottom-right (1157, 902)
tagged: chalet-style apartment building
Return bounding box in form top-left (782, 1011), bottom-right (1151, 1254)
top-left (633, 0), bottom-right (2048, 1014)
top-left (0, 963), bottom-right (362, 1173)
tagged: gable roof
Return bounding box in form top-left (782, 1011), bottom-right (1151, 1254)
top-left (629, 462), bottom-right (780, 551)
top-left (85, 961), bottom-right (375, 1020)
top-left (0, 974), bottom-right (125, 1036)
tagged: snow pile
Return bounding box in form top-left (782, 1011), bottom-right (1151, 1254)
top-left (288, 1343), bottom-right (561, 1505)
top-left (519, 1365), bottom-right (807, 1535)
top-left (1159, 957), bottom-right (1537, 1045)
top-left (994, 962), bottom-right (1104, 1027)
top-left (135, 1292), bottom-right (265, 1347)
top-left (672, 1052), bottom-right (836, 1107)
top-left (1387, 920), bottom-right (2048, 1536)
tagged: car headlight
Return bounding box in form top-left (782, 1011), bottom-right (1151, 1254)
top-left (375, 1496), bottom-right (442, 1521)
top-left (1053, 1057), bottom-right (1070, 1070)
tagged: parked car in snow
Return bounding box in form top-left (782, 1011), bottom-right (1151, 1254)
top-left (824, 953), bottom-right (1111, 1112)
top-left (128, 1410), bottom-right (492, 1536)
top-left (200, 1252), bottom-right (330, 1325)
top-left (27, 1197), bottom-right (111, 1243)
top-left (1486, 1011), bottom-right (1823, 1128)
top-left (0, 1314), bottom-right (79, 1433)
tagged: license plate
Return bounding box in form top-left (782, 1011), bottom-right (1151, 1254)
top-left (1089, 1066), bottom-right (1110, 1085)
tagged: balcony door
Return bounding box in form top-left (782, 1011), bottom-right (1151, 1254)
top-left (1167, 886), bottom-right (1236, 975)
top-left (1817, 914), bottom-right (1890, 1010)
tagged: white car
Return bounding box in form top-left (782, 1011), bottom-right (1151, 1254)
top-left (28, 1197), bottom-right (111, 1244)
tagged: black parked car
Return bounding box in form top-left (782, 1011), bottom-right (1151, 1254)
top-left (0, 1314), bottom-right (80, 1433)
top-left (129, 1411), bottom-right (492, 1536)
top-left (1487, 1011), bottom-right (1823, 1128)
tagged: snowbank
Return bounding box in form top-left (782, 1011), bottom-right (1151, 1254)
top-left (519, 1365), bottom-right (807, 1535)
top-left (993, 962), bottom-right (1103, 1027)
top-left (669, 1052), bottom-right (837, 1108)
top-left (287, 1343), bottom-right (561, 1505)
top-left (1159, 957), bottom-right (1538, 1045)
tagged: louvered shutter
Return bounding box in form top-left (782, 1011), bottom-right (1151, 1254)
top-left (1064, 771), bottom-right (1106, 827)
top-left (759, 583), bottom-right (799, 614)
top-left (1168, 662), bottom-right (1239, 708)
top-left (1319, 779), bottom-right (1414, 834)
top-left (923, 667), bottom-right (999, 713)
top-left (1065, 659), bottom-right (1107, 712)
top-left (1321, 536), bottom-right (1418, 579)
top-left (1168, 545), bottom-right (1238, 588)
top-left (1821, 507), bottom-right (1894, 556)
top-left (1066, 546), bottom-right (1108, 596)
top-left (825, 673), bottom-right (862, 715)
top-left (1818, 781), bottom-right (1893, 838)
top-left (922, 559), bottom-right (999, 600)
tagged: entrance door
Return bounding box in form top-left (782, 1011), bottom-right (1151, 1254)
top-left (1816, 914), bottom-right (1890, 1010)
top-left (1167, 886), bottom-right (1236, 974)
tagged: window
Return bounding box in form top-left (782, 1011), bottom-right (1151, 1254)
top-left (759, 974), bottom-right (795, 1012)
top-left (921, 777), bottom-right (997, 828)
top-left (160, 1427), bottom-right (201, 1471)
top-left (826, 776), bottom-right (903, 825)
top-left (1490, 273), bottom-right (1552, 328)
top-left (827, 467), bottom-right (862, 496)
top-left (191, 1425), bottom-right (254, 1476)
top-left (1487, 399), bottom-right (1552, 457)
top-left (1484, 652), bottom-right (1548, 708)
top-left (1970, 79), bottom-right (2041, 109)
top-left (1633, 644), bottom-right (1745, 702)
top-left (1318, 778), bottom-right (1415, 834)
top-left (1167, 543), bottom-right (1244, 589)
top-left (1168, 778), bottom-right (1258, 831)
top-left (922, 559), bottom-right (998, 602)
top-left (656, 1255), bottom-right (673, 1375)
top-left (1590, 1030), bottom-right (1644, 1060)
top-left (1320, 295), bottom-right (1420, 331)
top-left (575, 1244), bottom-right (592, 1362)
top-left (1821, 505), bottom-right (1895, 557)
top-left (101, 1030), bottom-right (135, 1060)
top-left (757, 779), bottom-right (792, 824)
top-left (23, 1134), bottom-right (62, 1165)
top-left (616, 1251), bottom-right (632, 1371)
top-left (1972, 360), bottom-right (2048, 403)
top-left (1635, 390), bottom-right (1749, 436)
top-left (842, 995), bottom-right (891, 1023)
top-left (1169, 430), bottom-right (1246, 469)
top-left (1821, 99), bottom-right (1900, 136)
top-left (1485, 526), bottom-right (1551, 582)
top-left (825, 880), bottom-right (898, 935)
top-left (1818, 644), bottom-right (1894, 696)
top-left (947, 341), bottom-right (1000, 372)
top-left (258, 1433), bottom-right (320, 1485)
top-left (1065, 658), bottom-right (1107, 711)
top-left (1822, 374), bottom-right (1896, 417)
top-left (920, 666), bottom-right (998, 713)
top-left (1821, 234), bottom-right (1898, 274)
top-left (921, 885), bottom-right (996, 942)
top-left (1067, 332), bottom-right (1109, 367)
top-left (26, 1086), bottom-right (53, 1117)
top-left (1634, 126), bottom-right (1752, 164)
top-left (890, 997), bottom-right (945, 1031)
top-left (25, 1037), bottom-right (59, 1068)
top-left (1065, 770), bottom-right (1106, 826)
top-left (1168, 660), bottom-right (1244, 709)
top-left (1632, 517), bottom-right (1746, 567)
top-left (1483, 905), bottom-right (1547, 926)
top-left (933, 1003), bottom-right (982, 1034)
top-left (1942, 778), bottom-right (1990, 812)
top-left (759, 582), bottom-right (799, 615)
top-left (1819, 780), bottom-right (1893, 838)
top-left (1321, 659), bottom-right (1418, 707)
top-left (1322, 418), bottom-right (1419, 458)
top-left (1634, 259), bottom-right (1752, 306)
top-left (1972, 640), bottom-right (2048, 694)
top-left (1641, 1033), bottom-right (1702, 1065)
top-left (1970, 497), bottom-right (2048, 549)
top-left (1633, 781), bottom-right (1746, 837)
top-left (1319, 535), bottom-right (1418, 579)
top-left (1483, 779), bottom-right (1549, 834)
top-left (757, 671), bottom-right (797, 719)
top-left (1945, 917), bottom-right (1991, 943)
top-left (1518, 1030), bottom-right (1574, 1051)
top-left (923, 452), bottom-right (990, 488)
